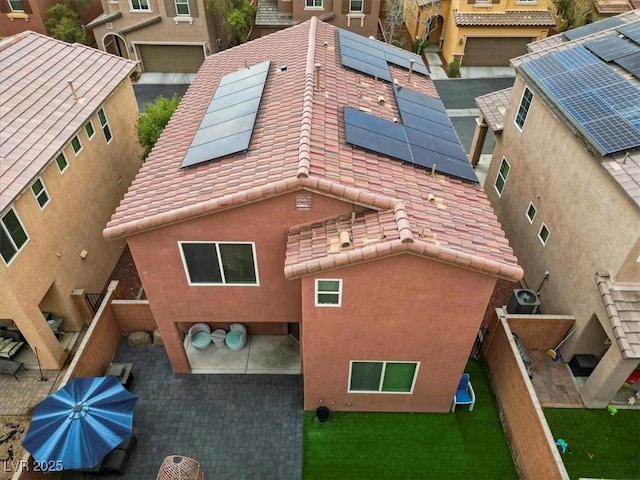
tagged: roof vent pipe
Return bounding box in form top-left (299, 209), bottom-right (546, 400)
top-left (408, 59), bottom-right (415, 83)
top-left (314, 63), bottom-right (321, 91)
top-left (68, 80), bottom-right (79, 100)
top-left (339, 230), bottom-right (352, 248)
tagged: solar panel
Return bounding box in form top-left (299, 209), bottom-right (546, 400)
top-left (563, 17), bottom-right (624, 41)
top-left (338, 28), bottom-right (430, 82)
top-left (344, 106), bottom-right (412, 162)
top-left (181, 60), bottom-right (270, 168)
top-left (617, 22), bottom-right (640, 44)
top-left (584, 36), bottom-right (640, 62)
top-left (522, 47), bottom-right (640, 155)
top-left (615, 51), bottom-right (640, 79)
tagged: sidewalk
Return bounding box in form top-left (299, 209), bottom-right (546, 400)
top-left (137, 72), bottom-right (196, 84)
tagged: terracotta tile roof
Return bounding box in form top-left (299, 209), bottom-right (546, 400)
top-left (475, 87), bottom-right (511, 133)
top-left (255, 0), bottom-right (293, 27)
top-left (105, 19), bottom-right (522, 281)
top-left (454, 10), bottom-right (556, 27)
top-left (596, 272), bottom-right (640, 359)
top-left (0, 31), bottom-right (136, 210)
top-left (594, 0), bottom-right (635, 14)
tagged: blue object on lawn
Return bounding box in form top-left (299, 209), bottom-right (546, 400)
top-left (22, 376), bottom-right (138, 471)
top-left (555, 438), bottom-right (568, 454)
top-left (451, 373), bottom-right (476, 412)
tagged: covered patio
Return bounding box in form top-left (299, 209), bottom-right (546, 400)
top-left (184, 334), bottom-right (301, 374)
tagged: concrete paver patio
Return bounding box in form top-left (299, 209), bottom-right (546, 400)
top-left (63, 338), bottom-right (303, 480)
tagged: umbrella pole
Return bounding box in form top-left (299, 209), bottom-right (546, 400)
top-left (34, 347), bottom-right (48, 382)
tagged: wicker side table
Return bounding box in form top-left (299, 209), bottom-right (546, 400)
top-left (156, 455), bottom-right (203, 480)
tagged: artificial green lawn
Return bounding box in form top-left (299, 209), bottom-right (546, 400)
top-left (544, 408), bottom-right (640, 480)
top-left (303, 360), bottom-right (517, 479)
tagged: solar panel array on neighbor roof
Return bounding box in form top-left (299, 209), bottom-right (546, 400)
top-left (522, 46), bottom-right (640, 156)
top-left (181, 60), bottom-right (270, 168)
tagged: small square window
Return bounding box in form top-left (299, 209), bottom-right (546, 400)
top-left (1, 208), bottom-right (28, 265)
top-left (71, 135), bottom-right (82, 155)
top-left (85, 121), bottom-right (95, 139)
top-left (349, 0), bottom-right (363, 11)
top-left (315, 279), bottom-right (342, 306)
top-left (538, 224), bottom-right (550, 245)
top-left (494, 157), bottom-right (510, 196)
top-left (7, 0), bottom-right (24, 11)
top-left (175, 0), bottom-right (190, 15)
top-left (55, 152), bottom-right (68, 173)
top-left (526, 202), bottom-right (536, 223)
top-left (305, 0), bottom-right (322, 7)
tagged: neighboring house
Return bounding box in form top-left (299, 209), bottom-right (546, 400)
top-left (404, 0), bottom-right (557, 67)
top-left (86, 0), bottom-right (216, 73)
top-left (592, 0), bottom-right (639, 18)
top-left (0, 0), bottom-right (103, 42)
top-left (253, 0), bottom-right (381, 39)
top-left (0, 31), bottom-right (143, 369)
top-left (104, 17), bottom-right (523, 413)
top-left (475, 11), bottom-right (640, 408)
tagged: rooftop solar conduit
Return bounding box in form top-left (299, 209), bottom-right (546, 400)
top-left (181, 60), bottom-right (271, 168)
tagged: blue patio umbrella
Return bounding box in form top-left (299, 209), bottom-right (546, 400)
top-left (22, 376), bottom-right (138, 471)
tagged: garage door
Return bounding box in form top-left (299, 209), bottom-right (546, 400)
top-left (463, 37), bottom-right (533, 67)
top-left (138, 45), bottom-right (205, 73)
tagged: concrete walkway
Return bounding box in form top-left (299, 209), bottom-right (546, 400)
top-left (63, 338), bottom-right (303, 480)
top-left (424, 52), bottom-right (516, 80)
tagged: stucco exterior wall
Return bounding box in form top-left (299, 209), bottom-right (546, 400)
top-left (292, 0), bottom-right (380, 38)
top-left (126, 191), bottom-right (356, 372)
top-left (484, 75), bottom-right (640, 362)
top-left (0, 80), bottom-right (142, 368)
top-left (301, 254), bottom-right (497, 412)
top-left (90, 0), bottom-right (213, 59)
top-left (404, 0), bottom-right (554, 65)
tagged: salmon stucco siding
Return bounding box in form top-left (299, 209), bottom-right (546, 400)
top-left (302, 254), bottom-right (497, 412)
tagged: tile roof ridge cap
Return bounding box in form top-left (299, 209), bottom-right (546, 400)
top-left (296, 17), bottom-right (318, 179)
top-left (301, 176), bottom-right (399, 210)
top-left (104, 177), bottom-right (306, 239)
top-left (0, 30), bottom-right (31, 51)
top-left (408, 240), bottom-right (524, 281)
top-left (392, 201), bottom-right (413, 243)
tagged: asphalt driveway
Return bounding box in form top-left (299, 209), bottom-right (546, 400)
top-left (64, 339), bottom-right (303, 480)
top-left (433, 77), bottom-right (515, 156)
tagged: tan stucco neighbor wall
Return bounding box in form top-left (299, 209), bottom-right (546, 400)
top-left (292, 0), bottom-right (381, 38)
top-left (0, 80), bottom-right (142, 368)
top-left (90, 0), bottom-right (214, 65)
top-left (301, 254), bottom-right (497, 413)
top-left (483, 76), bottom-right (640, 399)
top-left (126, 191), bottom-right (356, 372)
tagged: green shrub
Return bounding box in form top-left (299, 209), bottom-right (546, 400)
top-left (137, 95), bottom-right (181, 160)
top-left (447, 61), bottom-right (461, 78)
top-left (44, 4), bottom-right (88, 44)
top-left (412, 38), bottom-right (428, 55)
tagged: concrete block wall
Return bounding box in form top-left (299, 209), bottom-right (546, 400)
top-left (111, 300), bottom-right (157, 333)
top-left (483, 310), bottom-right (570, 480)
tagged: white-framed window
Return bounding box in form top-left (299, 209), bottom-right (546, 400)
top-left (515, 86), bottom-right (533, 131)
top-left (526, 202), bottom-right (536, 223)
top-left (494, 157), bottom-right (510, 196)
top-left (71, 135), bottom-right (82, 155)
top-left (7, 0), bottom-right (24, 11)
top-left (130, 0), bottom-right (150, 11)
top-left (175, 0), bottom-right (190, 15)
top-left (348, 361), bottom-right (419, 394)
top-left (85, 120), bottom-right (95, 139)
top-left (179, 241), bottom-right (259, 285)
top-left (538, 224), bottom-right (550, 245)
top-left (55, 152), bottom-right (68, 173)
top-left (1, 208), bottom-right (28, 265)
top-left (31, 178), bottom-right (50, 209)
top-left (315, 279), bottom-right (342, 307)
top-left (349, 0), bottom-right (363, 12)
top-left (305, 0), bottom-right (322, 8)
top-left (98, 107), bottom-right (113, 143)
